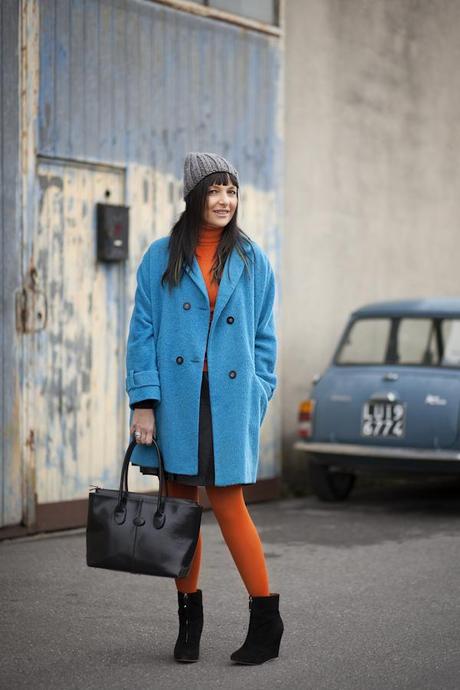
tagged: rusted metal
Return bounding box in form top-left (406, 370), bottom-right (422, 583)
top-left (15, 265), bottom-right (48, 334)
top-left (25, 430), bottom-right (35, 452)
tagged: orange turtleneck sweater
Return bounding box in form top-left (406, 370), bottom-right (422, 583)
top-left (195, 224), bottom-right (224, 372)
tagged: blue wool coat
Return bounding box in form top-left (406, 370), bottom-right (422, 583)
top-left (125, 235), bottom-right (277, 486)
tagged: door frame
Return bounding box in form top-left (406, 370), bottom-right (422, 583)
top-left (16, 0), bottom-right (40, 528)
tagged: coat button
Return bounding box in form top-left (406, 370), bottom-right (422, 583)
top-left (176, 356), bottom-right (184, 364)
top-left (226, 316), bottom-right (234, 324)
top-left (229, 370), bottom-right (237, 378)
top-left (183, 302), bottom-right (191, 310)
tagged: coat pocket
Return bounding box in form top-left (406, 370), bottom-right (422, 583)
top-left (254, 374), bottom-right (269, 425)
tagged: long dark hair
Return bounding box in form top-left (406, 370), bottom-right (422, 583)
top-left (161, 171), bottom-right (254, 290)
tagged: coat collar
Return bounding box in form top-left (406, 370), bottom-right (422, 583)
top-left (184, 243), bottom-right (248, 326)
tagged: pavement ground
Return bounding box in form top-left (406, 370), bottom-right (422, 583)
top-left (1, 477), bottom-right (460, 690)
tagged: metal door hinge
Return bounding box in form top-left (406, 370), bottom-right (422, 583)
top-left (15, 267), bottom-right (47, 333)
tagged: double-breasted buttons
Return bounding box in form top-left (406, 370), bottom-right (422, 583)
top-left (229, 370), bottom-right (237, 379)
top-left (226, 315), bottom-right (235, 324)
top-left (183, 302), bottom-right (191, 310)
top-left (176, 356), bottom-right (184, 365)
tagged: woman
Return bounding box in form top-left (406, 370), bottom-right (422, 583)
top-left (125, 152), bottom-right (284, 665)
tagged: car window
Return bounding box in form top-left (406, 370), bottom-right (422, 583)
top-left (335, 318), bottom-right (391, 364)
top-left (397, 318), bottom-right (438, 365)
top-left (335, 316), bottom-right (460, 367)
top-left (441, 319), bottom-right (460, 366)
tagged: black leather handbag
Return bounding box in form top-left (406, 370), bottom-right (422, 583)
top-left (86, 434), bottom-right (203, 577)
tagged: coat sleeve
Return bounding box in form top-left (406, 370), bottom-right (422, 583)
top-left (131, 399), bottom-right (156, 409)
top-left (254, 254), bottom-right (277, 402)
top-left (125, 249), bottom-right (161, 410)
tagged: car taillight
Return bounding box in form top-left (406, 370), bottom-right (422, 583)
top-left (298, 399), bottom-right (315, 438)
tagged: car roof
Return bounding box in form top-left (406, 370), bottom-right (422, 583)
top-left (351, 297), bottom-right (460, 319)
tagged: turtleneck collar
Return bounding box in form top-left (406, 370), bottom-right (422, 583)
top-left (197, 224), bottom-right (224, 247)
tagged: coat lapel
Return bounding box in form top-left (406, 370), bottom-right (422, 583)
top-left (184, 256), bottom-right (209, 304)
top-left (184, 244), bottom-right (247, 326)
top-left (212, 246), bottom-right (246, 328)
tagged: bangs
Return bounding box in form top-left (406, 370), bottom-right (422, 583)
top-left (204, 171), bottom-right (238, 188)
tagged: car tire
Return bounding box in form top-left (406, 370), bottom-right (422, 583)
top-left (308, 461), bottom-right (355, 501)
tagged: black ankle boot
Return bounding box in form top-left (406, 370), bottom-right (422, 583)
top-left (230, 592), bottom-right (284, 665)
top-left (173, 589), bottom-right (204, 663)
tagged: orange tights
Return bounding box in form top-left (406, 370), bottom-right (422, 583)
top-left (166, 480), bottom-right (270, 596)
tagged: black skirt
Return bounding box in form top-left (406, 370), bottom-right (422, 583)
top-left (139, 370), bottom-right (215, 486)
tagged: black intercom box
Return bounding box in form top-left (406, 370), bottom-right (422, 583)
top-left (96, 203), bottom-right (129, 262)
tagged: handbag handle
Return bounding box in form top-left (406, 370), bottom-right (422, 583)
top-left (120, 434), bottom-right (168, 497)
top-left (114, 434), bottom-right (169, 528)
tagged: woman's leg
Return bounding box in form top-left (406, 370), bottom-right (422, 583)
top-left (166, 480), bottom-right (202, 593)
top-left (205, 485), bottom-right (270, 597)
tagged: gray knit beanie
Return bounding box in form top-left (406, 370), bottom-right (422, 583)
top-left (183, 152), bottom-right (239, 199)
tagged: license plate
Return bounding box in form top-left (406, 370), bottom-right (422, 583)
top-left (361, 401), bottom-right (406, 438)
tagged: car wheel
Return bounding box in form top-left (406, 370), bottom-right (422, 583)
top-left (308, 461), bottom-right (355, 501)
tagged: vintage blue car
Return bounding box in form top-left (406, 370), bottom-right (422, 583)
top-left (293, 298), bottom-right (460, 501)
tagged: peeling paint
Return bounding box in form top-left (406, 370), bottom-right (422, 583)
top-left (11, 0), bottom-right (283, 516)
top-left (33, 161), bottom-right (127, 501)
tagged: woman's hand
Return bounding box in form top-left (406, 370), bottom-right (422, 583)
top-left (130, 409), bottom-right (157, 445)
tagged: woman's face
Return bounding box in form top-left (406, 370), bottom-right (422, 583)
top-left (202, 182), bottom-right (238, 228)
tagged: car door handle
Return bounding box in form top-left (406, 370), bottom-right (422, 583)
top-left (383, 373), bottom-right (399, 381)
top-left (370, 392), bottom-right (398, 402)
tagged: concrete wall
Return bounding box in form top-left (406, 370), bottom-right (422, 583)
top-left (283, 0), bottom-right (460, 486)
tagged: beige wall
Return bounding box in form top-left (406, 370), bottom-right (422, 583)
top-left (283, 0), bottom-right (460, 485)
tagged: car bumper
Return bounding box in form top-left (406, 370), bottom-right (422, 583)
top-left (293, 441), bottom-right (460, 474)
